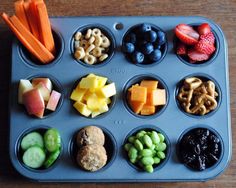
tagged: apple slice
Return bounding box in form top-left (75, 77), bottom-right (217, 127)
top-left (18, 79), bottom-right (33, 104)
top-left (32, 78), bottom-right (52, 92)
top-left (23, 88), bottom-right (45, 118)
top-left (35, 82), bottom-right (50, 102)
top-left (46, 90), bottom-right (61, 111)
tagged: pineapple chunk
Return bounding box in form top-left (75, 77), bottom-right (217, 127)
top-left (91, 111), bottom-right (102, 118)
top-left (99, 102), bottom-right (109, 113)
top-left (73, 101), bottom-right (92, 117)
top-left (79, 77), bottom-right (98, 89)
top-left (87, 94), bottom-right (106, 111)
top-left (87, 73), bottom-right (96, 78)
top-left (105, 97), bottom-right (111, 104)
top-left (70, 88), bottom-right (87, 102)
top-left (83, 90), bottom-right (94, 101)
top-left (97, 76), bottom-right (108, 88)
top-left (96, 82), bottom-right (116, 98)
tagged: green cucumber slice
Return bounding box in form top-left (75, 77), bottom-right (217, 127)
top-left (21, 132), bottom-right (44, 150)
top-left (43, 149), bottom-right (60, 168)
top-left (22, 146), bottom-right (46, 169)
top-left (44, 128), bottom-right (61, 152)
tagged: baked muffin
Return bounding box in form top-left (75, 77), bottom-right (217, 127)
top-left (77, 144), bottom-right (107, 171)
top-left (76, 126), bottom-right (105, 147)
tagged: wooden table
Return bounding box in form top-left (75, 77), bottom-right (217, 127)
top-left (0, 0), bottom-right (235, 187)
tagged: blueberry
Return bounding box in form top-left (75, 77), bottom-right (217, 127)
top-left (122, 43), bottom-right (135, 54)
top-left (141, 43), bottom-right (154, 55)
top-left (144, 30), bottom-right (157, 43)
top-left (149, 49), bottom-right (162, 62)
top-left (156, 31), bottom-right (166, 45)
top-left (125, 33), bottom-right (136, 44)
top-left (138, 23), bottom-right (152, 33)
top-left (131, 51), bottom-right (144, 64)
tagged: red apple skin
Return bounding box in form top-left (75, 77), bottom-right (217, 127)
top-left (32, 78), bottom-right (52, 92)
top-left (46, 90), bottom-right (61, 111)
top-left (35, 82), bottom-right (50, 102)
top-left (23, 88), bottom-right (45, 118)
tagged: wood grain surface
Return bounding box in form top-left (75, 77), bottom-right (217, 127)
top-left (0, 0), bottom-right (235, 187)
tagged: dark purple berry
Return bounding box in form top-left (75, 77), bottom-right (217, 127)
top-left (149, 49), bottom-right (162, 62)
top-left (131, 51), bottom-right (144, 64)
top-left (141, 43), bottom-right (154, 55)
top-left (144, 30), bottom-right (157, 43)
top-left (122, 43), bottom-right (135, 54)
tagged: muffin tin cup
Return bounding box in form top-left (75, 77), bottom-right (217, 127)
top-left (123, 74), bottom-right (169, 119)
top-left (9, 16), bottom-right (231, 182)
top-left (175, 73), bottom-right (222, 118)
top-left (70, 74), bottom-right (116, 119)
top-left (122, 23), bottom-right (168, 67)
top-left (71, 24), bottom-right (116, 68)
top-left (174, 23), bottom-right (220, 67)
top-left (69, 125), bottom-right (117, 172)
top-left (16, 125), bottom-right (63, 173)
top-left (176, 125), bottom-right (224, 172)
top-left (123, 125), bottom-right (171, 172)
top-left (19, 28), bottom-right (64, 68)
top-left (22, 74), bottom-right (64, 119)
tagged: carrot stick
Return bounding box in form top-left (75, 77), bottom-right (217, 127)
top-left (24, 0), bottom-right (41, 40)
top-left (1, 13), bottom-right (54, 63)
top-left (14, 0), bottom-right (30, 31)
top-left (36, 1), bottom-right (56, 55)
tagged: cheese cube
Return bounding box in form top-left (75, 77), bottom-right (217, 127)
top-left (73, 101), bottom-right (92, 117)
top-left (96, 82), bottom-right (116, 98)
top-left (152, 89), bottom-right (166, 105)
top-left (130, 86), bottom-right (147, 103)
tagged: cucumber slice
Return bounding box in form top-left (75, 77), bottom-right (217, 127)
top-left (22, 146), bottom-right (46, 169)
top-left (21, 132), bottom-right (44, 150)
top-left (44, 128), bottom-right (61, 152)
top-left (43, 149), bottom-right (60, 168)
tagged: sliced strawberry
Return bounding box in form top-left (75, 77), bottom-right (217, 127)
top-left (198, 23), bottom-right (211, 35)
top-left (200, 32), bottom-right (215, 45)
top-left (175, 24), bottom-right (199, 45)
top-left (188, 48), bottom-right (210, 61)
top-left (176, 42), bottom-right (187, 55)
top-left (195, 40), bottom-right (215, 55)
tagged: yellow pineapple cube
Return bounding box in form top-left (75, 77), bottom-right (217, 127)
top-left (73, 101), bottom-right (92, 117)
top-left (70, 88), bottom-right (87, 102)
top-left (79, 77), bottom-right (98, 89)
top-left (87, 94), bottom-right (106, 111)
top-left (96, 82), bottom-right (116, 98)
top-left (105, 97), bottom-right (111, 104)
top-left (83, 90), bottom-right (94, 101)
top-left (99, 102), bottom-right (109, 113)
top-left (91, 111), bottom-right (102, 118)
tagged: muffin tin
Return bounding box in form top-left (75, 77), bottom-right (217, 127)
top-left (9, 16), bottom-right (231, 182)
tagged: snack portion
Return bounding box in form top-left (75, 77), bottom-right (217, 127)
top-left (73, 27), bottom-right (111, 65)
top-left (20, 128), bottom-right (61, 169)
top-left (75, 126), bottom-right (107, 172)
top-left (127, 79), bottom-right (166, 116)
top-left (175, 23), bottom-right (216, 64)
top-left (122, 23), bottom-right (167, 65)
top-left (18, 77), bottom-right (62, 118)
top-left (178, 128), bottom-right (222, 171)
top-left (124, 129), bottom-right (168, 173)
top-left (177, 77), bottom-right (218, 116)
top-left (1, 0), bottom-right (56, 64)
top-left (70, 74), bottom-right (116, 118)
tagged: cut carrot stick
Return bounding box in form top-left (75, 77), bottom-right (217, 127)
top-left (36, 1), bottom-right (56, 54)
top-left (24, 0), bottom-right (41, 40)
top-left (14, 0), bottom-right (30, 31)
top-left (1, 13), bottom-right (54, 63)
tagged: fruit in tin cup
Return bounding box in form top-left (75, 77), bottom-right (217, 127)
top-left (70, 74), bottom-right (116, 118)
top-left (122, 23), bottom-right (167, 65)
top-left (175, 23), bottom-right (216, 63)
top-left (18, 78), bottom-right (61, 118)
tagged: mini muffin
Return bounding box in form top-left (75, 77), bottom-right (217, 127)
top-left (76, 126), bottom-right (105, 147)
top-left (77, 144), bottom-right (107, 171)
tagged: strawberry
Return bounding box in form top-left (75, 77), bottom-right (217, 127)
top-left (188, 48), bottom-right (210, 61)
top-left (195, 40), bottom-right (215, 55)
top-left (200, 32), bottom-right (215, 45)
top-left (176, 42), bottom-right (187, 55)
top-left (198, 23), bottom-right (211, 35)
top-left (175, 24), bottom-right (199, 45)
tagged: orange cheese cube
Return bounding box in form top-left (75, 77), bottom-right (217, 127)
top-left (140, 80), bottom-right (158, 92)
top-left (130, 86), bottom-right (147, 103)
top-left (141, 104), bottom-right (155, 115)
top-left (129, 100), bottom-right (145, 114)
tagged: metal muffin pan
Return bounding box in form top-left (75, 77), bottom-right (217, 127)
top-left (9, 16), bottom-right (231, 182)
